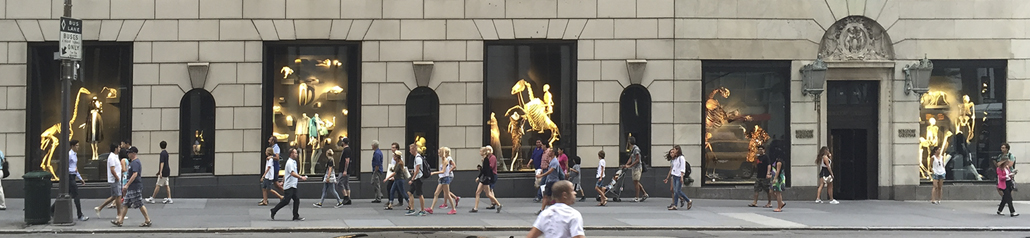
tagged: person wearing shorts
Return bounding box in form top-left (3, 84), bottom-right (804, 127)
top-left (622, 137), bottom-right (649, 202)
top-left (94, 144), bottom-right (123, 218)
top-left (406, 143), bottom-right (427, 216)
top-left (337, 138), bottom-right (353, 205)
top-left (594, 150), bottom-right (608, 206)
top-left (749, 146), bottom-right (772, 208)
top-left (113, 146), bottom-right (152, 227)
top-left (146, 141), bottom-right (173, 204)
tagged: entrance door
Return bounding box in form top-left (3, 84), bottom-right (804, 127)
top-left (826, 81), bottom-right (878, 200)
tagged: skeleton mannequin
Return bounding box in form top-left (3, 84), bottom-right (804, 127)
top-left (958, 95), bottom-right (975, 142)
top-left (919, 118), bottom-right (940, 178)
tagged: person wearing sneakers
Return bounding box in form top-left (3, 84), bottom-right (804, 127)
top-left (113, 146), bottom-right (151, 227)
top-left (95, 144), bottom-right (122, 218)
top-left (406, 143), bottom-right (428, 216)
top-left (314, 149), bottom-right (343, 208)
top-left (594, 150), bottom-right (608, 206)
top-left (370, 140), bottom-right (384, 204)
top-left (471, 146), bottom-right (502, 213)
top-left (145, 141), bottom-right (173, 205)
top-left (337, 138), bottom-right (353, 205)
top-left (55, 140), bottom-right (88, 221)
top-left (930, 146), bottom-right (946, 204)
top-left (814, 146), bottom-right (838, 204)
top-left (536, 148), bottom-right (563, 215)
top-left (384, 150), bottom-right (409, 210)
top-left (527, 180), bottom-right (585, 238)
top-left (428, 147), bottom-right (459, 215)
top-left (664, 145), bottom-right (692, 210)
top-left (622, 136), bottom-right (649, 202)
top-left (271, 148), bottom-right (308, 221)
top-left (567, 156), bottom-right (585, 202)
top-left (260, 147), bottom-right (283, 206)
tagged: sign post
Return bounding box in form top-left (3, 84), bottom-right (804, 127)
top-left (52, 0), bottom-right (78, 226)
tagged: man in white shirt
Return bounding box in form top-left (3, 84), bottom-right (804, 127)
top-left (271, 148), bottom-right (308, 221)
top-left (94, 144), bottom-right (123, 218)
top-left (528, 180), bottom-right (585, 238)
top-left (58, 140), bottom-right (88, 221)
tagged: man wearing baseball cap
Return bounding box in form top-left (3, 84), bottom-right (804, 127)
top-left (113, 146), bottom-right (152, 227)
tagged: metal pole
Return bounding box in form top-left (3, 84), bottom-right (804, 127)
top-left (53, 0), bottom-right (75, 225)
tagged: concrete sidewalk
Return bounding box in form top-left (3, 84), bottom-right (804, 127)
top-left (0, 196), bottom-right (1026, 233)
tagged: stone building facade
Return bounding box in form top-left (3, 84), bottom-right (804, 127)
top-left (0, 0), bottom-right (1027, 200)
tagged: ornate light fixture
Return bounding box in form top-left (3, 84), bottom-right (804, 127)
top-left (800, 58), bottom-right (827, 97)
top-left (904, 56), bottom-right (933, 95)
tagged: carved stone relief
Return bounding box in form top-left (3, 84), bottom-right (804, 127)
top-left (818, 16), bottom-right (894, 61)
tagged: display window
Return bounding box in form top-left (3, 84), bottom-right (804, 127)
top-left (701, 61), bottom-right (791, 185)
top-left (483, 41), bottom-right (577, 172)
top-left (262, 42), bottom-right (361, 177)
top-left (406, 87), bottom-right (440, 169)
top-left (919, 60), bottom-right (1006, 182)
top-left (180, 89), bottom-right (215, 174)
top-left (26, 43), bottom-right (133, 182)
top-left (619, 85), bottom-right (652, 167)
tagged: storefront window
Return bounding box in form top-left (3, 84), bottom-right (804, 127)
top-left (701, 61), bottom-right (790, 185)
top-left (263, 43), bottom-right (360, 177)
top-left (619, 85), bottom-right (652, 166)
top-left (406, 87), bottom-right (440, 169)
top-left (919, 60), bottom-right (1006, 182)
top-left (180, 89), bottom-right (215, 174)
top-left (27, 43), bottom-right (133, 182)
top-left (484, 41), bottom-right (577, 172)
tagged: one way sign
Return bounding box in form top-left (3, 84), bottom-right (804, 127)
top-left (59, 17), bottom-right (82, 60)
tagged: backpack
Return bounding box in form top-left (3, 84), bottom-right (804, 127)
top-left (419, 158), bottom-right (432, 179)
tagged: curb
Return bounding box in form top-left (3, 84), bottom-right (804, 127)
top-left (3, 226), bottom-right (1030, 234)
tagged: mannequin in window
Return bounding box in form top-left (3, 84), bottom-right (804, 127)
top-left (81, 96), bottom-right (103, 160)
top-left (308, 113), bottom-right (324, 174)
top-left (542, 84), bottom-right (554, 115)
top-left (193, 130), bottom-right (204, 156)
top-left (958, 95), bottom-right (975, 142)
top-left (297, 113), bottom-right (311, 172)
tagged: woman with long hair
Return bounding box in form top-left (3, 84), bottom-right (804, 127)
top-left (770, 157), bottom-right (786, 212)
top-left (471, 146), bottom-right (502, 213)
top-left (814, 146), bottom-right (838, 204)
top-left (664, 145), bottom-right (692, 210)
top-left (930, 146), bottom-right (946, 204)
top-left (384, 150), bottom-right (409, 210)
top-left (997, 159), bottom-right (1018, 217)
top-left (428, 147), bottom-right (459, 215)
top-left (313, 150), bottom-right (343, 208)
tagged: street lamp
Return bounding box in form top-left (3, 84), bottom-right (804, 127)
top-left (904, 56), bottom-right (933, 95)
top-left (800, 58), bottom-right (827, 97)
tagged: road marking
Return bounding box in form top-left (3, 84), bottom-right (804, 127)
top-left (720, 213), bottom-right (807, 228)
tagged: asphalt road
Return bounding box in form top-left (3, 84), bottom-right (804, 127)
top-left (3, 231), bottom-right (1030, 238)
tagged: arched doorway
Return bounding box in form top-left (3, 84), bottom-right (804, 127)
top-left (180, 89), bottom-right (215, 174)
top-left (619, 85), bottom-right (652, 166)
top-left (405, 87), bottom-right (440, 169)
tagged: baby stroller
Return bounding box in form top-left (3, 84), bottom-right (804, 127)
top-left (597, 167), bottom-right (631, 202)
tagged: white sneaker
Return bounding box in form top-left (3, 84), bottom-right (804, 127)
top-left (829, 199), bottom-right (839, 204)
top-left (815, 199), bottom-right (823, 203)
top-left (144, 197), bottom-right (155, 204)
top-left (164, 198), bottom-right (173, 204)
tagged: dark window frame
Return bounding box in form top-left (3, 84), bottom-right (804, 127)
top-left (261, 41), bottom-right (362, 179)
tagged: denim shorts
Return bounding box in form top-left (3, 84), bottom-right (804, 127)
top-left (932, 174), bottom-right (945, 180)
top-left (439, 176), bottom-right (453, 185)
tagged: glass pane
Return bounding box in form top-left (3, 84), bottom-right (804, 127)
top-left (267, 44), bottom-right (356, 177)
top-left (702, 61), bottom-right (791, 185)
top-left (28, 43), bottom-right (133, 182)
top-left (484, 41), bottom-right (576, 172)
top-left (920, 60), bottom-right (1006, 182)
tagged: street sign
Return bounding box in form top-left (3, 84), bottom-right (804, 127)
top-left (59, 17), bottom-right (82, 60)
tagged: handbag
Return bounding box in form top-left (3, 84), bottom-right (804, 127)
top-left (327, 172), bottom-right (338, 183)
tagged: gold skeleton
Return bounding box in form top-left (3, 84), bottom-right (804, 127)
top-left (40, 87), bottom-right (94, 180)
top-left (505, 79), bottom-right (560, 148)
top-left (506, 112), bottom-right (526, 170)
top-left (488, 112), bottom-right (505, 167)
top-left (704, 87), bottom-right (752, 179)
top-left (958, 95), bottom-right (975, 142)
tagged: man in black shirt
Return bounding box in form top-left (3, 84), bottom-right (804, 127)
top-left (147, 141), bottom-right (173, 204)
top-left (749, 145), bottom-right (772, 208)
top-left (338, 138), bottom-right (353, 205)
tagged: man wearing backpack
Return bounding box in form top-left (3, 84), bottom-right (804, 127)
top-left (0, 149), bottom-right (6, 210)
top-left (407, 143), bottom-right (429, 216)
top-left (622, 136), bottom-right (649, 202)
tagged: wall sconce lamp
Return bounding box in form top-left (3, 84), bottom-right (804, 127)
top-left (904, 56), bottom-right (933, 96)
top-left (800, 58), bottom-right (827, 109)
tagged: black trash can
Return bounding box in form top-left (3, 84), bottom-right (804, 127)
top-left (22, 172), bottom-right (53, 225)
